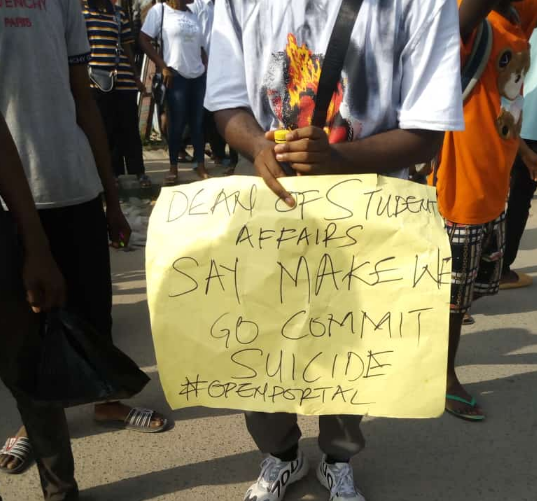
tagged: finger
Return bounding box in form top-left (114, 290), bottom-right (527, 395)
top-left (274, 138), bottom-right (325, 154)
top-left (123, 221), bottom-right (132, 245)
top-left (262, 171), bottom-right (295, 207)
top-left (276, 152), bottom-right (325, 164)
top-left (109, 226), bottom-right (119, 244)
top-left (286, 126), bottom-right (324, 142)
top-left (109, 228), bottom-right (121, 248)
top-left (290, 163), bottom-right (315, 174)
top-left (265, 130), bottom-right (276, 142)
top-left (256, 154), bottom-right (295, 207)
top-left (26, 287), bottom-right (43, 313)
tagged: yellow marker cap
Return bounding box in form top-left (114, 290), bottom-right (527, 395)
top-left (274, 129), bottom-right (289, 144)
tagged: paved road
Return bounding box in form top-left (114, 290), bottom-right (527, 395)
top-left (1, 192), bottom-right (536, 501)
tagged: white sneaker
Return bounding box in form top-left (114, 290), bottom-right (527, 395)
top-left (244, 450), bottom-right (309, 501)
top-left (316, 455), bottom-right (366, 501)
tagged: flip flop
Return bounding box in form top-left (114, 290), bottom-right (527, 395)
top-left (0, 437), bottom-right (34, 475)
top-left (95, 407), bottom-right (168, 434)
top-left (445, 394), bottom-right (485, 422)
top-left (499, 271), bottom-right (533, 290)
top-left (463, 313), bottom-right (475, 326)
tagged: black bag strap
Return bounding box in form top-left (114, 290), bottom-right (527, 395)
top-left (113, 7), bottom-right (122, 72)
top-left (311, 0), bottom-right (364, 128)
top-left (461, 19), bottom-right (493, 102)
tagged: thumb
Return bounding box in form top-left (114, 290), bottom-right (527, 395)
top-left (265, 130), bottom-right (276, 142)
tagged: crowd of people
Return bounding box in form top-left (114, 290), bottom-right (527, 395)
top-left (0, 0), bottom-right (536, 500)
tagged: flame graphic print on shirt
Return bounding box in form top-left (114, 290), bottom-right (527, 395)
top-left (265, 34), bottom-right (359, 144)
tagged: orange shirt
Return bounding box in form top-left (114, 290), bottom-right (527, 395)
top-left (432, 3), bottom-right (535, 225)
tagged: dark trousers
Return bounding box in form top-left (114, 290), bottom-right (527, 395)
top-left (503, 140), bottom-right (537, 274)
top-left (166, 71), bottom-right (206, 165)
top-left (94, 89), bottom-right (145, 178)
top-left (0, 198), bottom-right (113, 500)
top-left (230, 148), bottom-right (239, 165)
top-left (245, 412), bottom-right (365, 461)
top-left (204, 109), bottom-right (226, 159)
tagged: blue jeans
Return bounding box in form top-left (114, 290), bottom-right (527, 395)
top-left (166, 71), bottom-right (206, 165)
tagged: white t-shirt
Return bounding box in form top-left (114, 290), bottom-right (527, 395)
top-left (0, 0), bottom-right (103, 209)
top-left (190, 0), bottom-right (214, 54)
top-left (205, 0), bottom-right (464, 178)
top-left (142, 3), bottom-right (206, 79)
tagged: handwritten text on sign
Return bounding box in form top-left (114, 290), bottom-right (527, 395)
top-left (146, 175), bottom-right (451, 418)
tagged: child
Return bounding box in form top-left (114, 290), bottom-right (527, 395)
top-left (433, 0), bottom-right (537, 421)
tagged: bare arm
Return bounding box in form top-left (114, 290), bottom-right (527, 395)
top-left (459, 0), bottom-right (500, 42)
top-left (328, 129), bottom-right (444, 175)
top-left (215, 108), bottom-right (443, 205)
top-left (0, 114), bottom-right (65, 311)
top-left (215, 108), bottom-right (271, 161)
top-left (215, 108), bottom-right (296, 205)
top-left (0, 116), bottom-right (50, 251)
top-left (139, 32), bottom-right (173, 87)
top-left (68, 64), bottom-right (131, 246)
top-left (139, 32), bottom-right (167, 71)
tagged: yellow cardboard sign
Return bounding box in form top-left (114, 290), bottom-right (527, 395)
top-left (146, 175), bottom-right (451, 418)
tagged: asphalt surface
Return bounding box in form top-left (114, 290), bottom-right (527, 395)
top-left (1, 163), bottom-right (535, 500)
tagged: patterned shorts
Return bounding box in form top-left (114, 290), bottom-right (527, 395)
top-left (447, 213), bottom-right (506, 314)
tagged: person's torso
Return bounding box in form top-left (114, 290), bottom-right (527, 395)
top-left (83, 4), bottom-right (137, 91)
top-left (160, 4), bottom-right (205, 78)
top-left (0, 0), bottom-right (102, 209)
top-left (435, 6), bottom-right (531, 224)
top-left (227, 0), bottom-right (446, 148)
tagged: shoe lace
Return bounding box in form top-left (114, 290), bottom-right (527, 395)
top-left (333, 463), bottom-right (358, 497)
top-left (259, 456), bottom-right (286, 488)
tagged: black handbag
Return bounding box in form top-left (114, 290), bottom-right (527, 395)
top-left (151, 2), bottom-right (167, 108)
top-left (28, 309), bottom-right (150, 407)
top-left (88, 8), bottom-right (123, 92)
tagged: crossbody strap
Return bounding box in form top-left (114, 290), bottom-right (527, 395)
top-left (311, 0), bottom-right (364, 129)
top-left (114, 7), bottom-right (122, 72)
top-left (159, 2), bottom-right (165, 58)
top-left (461, 19), bottom-right (493, 102)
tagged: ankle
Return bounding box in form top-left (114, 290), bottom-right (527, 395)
top-left (273, 444), bottom-right (298, 462)
top-left (325, 455), bottom-right (349, 465)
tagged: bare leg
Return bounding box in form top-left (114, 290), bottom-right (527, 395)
top-left (446, 312), bottom-right (484, 418)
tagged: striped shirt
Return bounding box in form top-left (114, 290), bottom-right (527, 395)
top-left (83, 0), bottom-right (137, 92)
